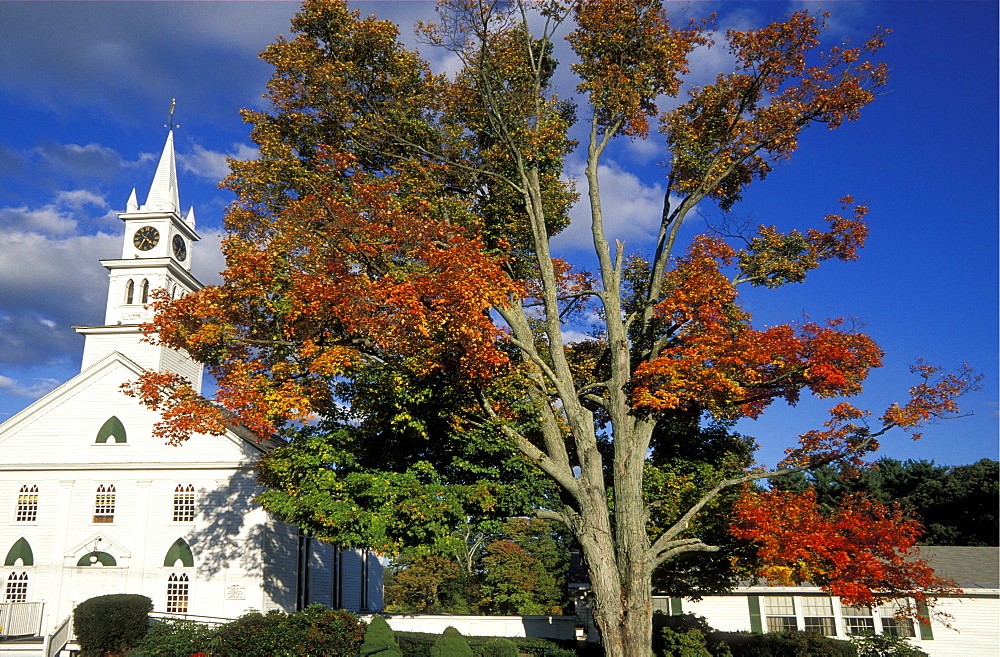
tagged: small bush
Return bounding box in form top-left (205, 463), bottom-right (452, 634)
top-left (478, 637), bottom-right (518, 657)
top-left (658, 614), bottom-right (732, 657)
top-left (132, 619), bottom-right (216, 657)
top-left (361, 615), bottom-right (403, 657)
top-left (851, 633), bottom-right (929, 657)
top-left (74, 593), bottom-right (153, 657)
top-left (431, 627), bottom-right (474, 657)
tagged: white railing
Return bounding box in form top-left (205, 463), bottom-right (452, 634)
top-left (0, 601), bottom-right (44, 637)
top-left (42, 613), bottom-right (72, 657)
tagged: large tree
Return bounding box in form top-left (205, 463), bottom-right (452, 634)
top-left (127, 2), bottom-right (977, 655)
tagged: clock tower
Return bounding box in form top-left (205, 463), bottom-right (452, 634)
top-left (74, 128), bottom-right (204, 389)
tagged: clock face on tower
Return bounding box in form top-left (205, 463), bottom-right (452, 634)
top-left (133, 226), bottom-right (160, 251)
top-left (172, 234), bottom-right (187, 261)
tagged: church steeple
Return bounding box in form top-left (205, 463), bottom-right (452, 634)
top-left (74, 108), bottom-right (203, 390)
top-left (142, 130), bottom-right (181, 215)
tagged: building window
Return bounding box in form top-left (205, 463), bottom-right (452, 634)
top-left (163, 538), bottom-right (194, 568)
top-left (5, 572), bottom-right (27, 601)
top-left (15, 485), bottom-right (38, 522)
top-left (125, 279), bottom-right (135, 304)
top-left (173, 485), bottom-right (195, 522)
top-left (4, 538), bottom-right (34, 567)
top-left (96, 416), bottom-right (127, 444)
top-left (93, 485), bottom-right (116, 523)
top-left (166, 573), bottom-right (189, 613)
top-left (140, 279), bottom-right (150, 304)
top-left (762, 596), bottom-right (798, 632)
top-left (801, 597), bottom-right (836, 636)
top-left (842, 604), bottom-right (877, 635)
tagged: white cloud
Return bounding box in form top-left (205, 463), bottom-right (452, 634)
top-left (0, 374), bottom-right (61, 400)
top-left (551, 159), bottom-right (673, 254)
top-left (190, 230), bottom-right (227, 288)
top-left (54, 189), bottom-right (107, 210)
top-left (180, 143), bottom-right (259, 183)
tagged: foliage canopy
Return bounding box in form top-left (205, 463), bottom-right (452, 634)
top-left (127, 2), bottom-right (977, 655)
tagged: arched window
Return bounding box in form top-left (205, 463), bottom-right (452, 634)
top-left (93, 485), bottom-right (115, 523)
top-left (15, 485), bottom-right (38, 522)
top-left (166, 573), bottom-right (189, 613)
top-left (4, 538), bottom-right (33, 567)
top-left (5, 572), bottom-right (27, 601)
top-left (96, 417), bottom-right (126, 444)
top-left (163, 538), bottom-right (194, 568)
top-left (172, 485), bottom-right (195, 522)
top-left (125, 279), bottom-right (135, 304)
top-left (76, 551), bottom-right (117, 567)
top-left (140, 279), bottom-right (150, 304)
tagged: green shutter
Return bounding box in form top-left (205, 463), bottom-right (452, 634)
top-left (670, 597), bottom-right (683, 615)
top-left (748, 595), bottom-right (763, 633)
top-left (77, 551), bottom-right (117, 567)
top-left (164, 538), bottom-right (194, 568)
top-left (917, 600), bottom-right (934, 640)
top-left (4, 538), bottom-right (33, 566)
top-left (96, 416), bottom-right (127, 443)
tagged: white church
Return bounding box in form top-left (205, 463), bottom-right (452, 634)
top-left (0, 128), bottom-right (382, 638)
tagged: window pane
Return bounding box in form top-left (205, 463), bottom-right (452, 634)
top-left (5, 572), bottom-right (27, 601)
top-left (881, 617), bottom-right (916, 638)
top-left (763, 596), bottom-right (795, 615)
top-left (845, 617), bottom-right (876, 635)
top-left (167, 573), bottom-right (189, 613)
top-left (93, 484), bottom-right (115, 523)
top-left (842, 604), bottom-right (873, 616)
top-left (804, 617), bottom-right (836, 636)
top-left (801, 597), bottom-right (833, 615)
top-left (16, 485), bottom-right (38, 522)
top-left (766, 616), bottom-right (798, 632)
top-left (173, 484), bottom-right (195, 522)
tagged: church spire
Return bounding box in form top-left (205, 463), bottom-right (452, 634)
top-left (142, 130), bottom-right (180, 214)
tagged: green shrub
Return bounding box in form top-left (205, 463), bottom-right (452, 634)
top-left (430, 627), bottom-right (474, 657)
top-left (850, 633), bottom-right (928, 657)
top-left (73, 593), bottom-right (153, 657)
top-left (395, 630), bottom-right (574, 657)
top-left (132, 619), bottom-right (217, 657)
top-left (717, 630), bottom-right (857, 657)
top-left (209, 605), bottom-right (365, 657)
top-left (657, 614), bottom-right (732, 657)
top-left (478, 637), bottom-right (519, 657)
top-left (361, 615), bottom-right (403, 657)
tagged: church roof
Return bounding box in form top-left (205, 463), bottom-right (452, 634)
top-left (143, 129), bottom-right (180, 215)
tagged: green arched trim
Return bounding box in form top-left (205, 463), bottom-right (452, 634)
top-left (96, 416), bottom-right (127, 444)
top-left (4, 538), bottom-right (33, 566)
top-left (163, 538), bottom-right (193, 568)
top-left (77, 551), bottom-right (117, 567)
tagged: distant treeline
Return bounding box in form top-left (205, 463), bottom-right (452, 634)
top-left (770, 457), bottom-right (999, 546)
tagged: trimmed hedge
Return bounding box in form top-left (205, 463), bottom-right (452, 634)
top-left (210, 605), bottom-right (365, 657)
top-left (431, 626), bottom-right (474, 657)
top-left (74, 593), bottom-right (153, 657)
top-left (394, 630), bottom-right (576, 657)
top-left (362, 615), bottom-right (404, 657)
top-left (715, 630), bottom-right (857, 656)
top-left (133, 619), bottom-right (217, 657)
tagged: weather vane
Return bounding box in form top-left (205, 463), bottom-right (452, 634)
top-left (165, 98), bottom-right (179, 130)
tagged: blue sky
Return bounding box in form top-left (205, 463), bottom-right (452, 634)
top-left (0, 1), bottom-right (995, 468)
